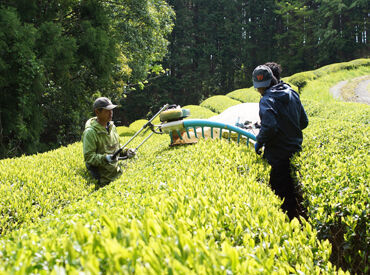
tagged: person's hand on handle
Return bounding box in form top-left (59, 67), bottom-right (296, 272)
top-left (106, 154), bottom-right (118, 163)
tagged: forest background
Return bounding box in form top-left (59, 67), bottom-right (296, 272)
top-left (0, 0), bottom-right (368, 159)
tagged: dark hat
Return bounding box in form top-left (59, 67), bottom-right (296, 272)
top-left (252, 65), bottom-right (273, 88)
top-left (93, 97), bottom-right (117, 110)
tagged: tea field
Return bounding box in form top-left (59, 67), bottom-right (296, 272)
top-left (0, 59), bottom-right (369, 274)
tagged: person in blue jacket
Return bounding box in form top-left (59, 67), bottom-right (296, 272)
top-left (252, 65), bottom-right (309, 220)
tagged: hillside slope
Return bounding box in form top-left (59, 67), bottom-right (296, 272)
top-left (0, 59), bottom-right (369, 274)
top-left (0, 138), bottom-right (340, 274)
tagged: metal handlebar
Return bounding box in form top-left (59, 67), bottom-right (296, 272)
top-left (112, 104), bottom-right (170, 158)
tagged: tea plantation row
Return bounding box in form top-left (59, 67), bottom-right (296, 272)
top-left (0, 59), bottom-right (368, 274)
top-left (0, 138), bottom-right (342, 274)
top-left (222, 60), bottom-right (369, 274)
top-left (188, 59), bottom-right (369, 273)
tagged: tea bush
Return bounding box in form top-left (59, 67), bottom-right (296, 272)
top-left (1, 58), bottom-right (369, 274)
top-left (285, 58), bottom-right (370, 85)
top-left (302, 99), bottom-right (370, 124)
top-left (312, 59), bottom-right (370, 78)
top-left (293, 117), bottom-right (369, 274)
top-left (226, 88), bottom-right (260, 103)
top-left (0, 144), bottom-right (95, 235)
top-left (129, 119), bottom-right (149, 132)
top-left (117, 126), bottom-right (136, 137)
top-left (200, 95), bottom-right (241, 113)
top-left (301, 67), bottom-right (370, 102)
top-left (0, 138), bottom-right (342, 274)
top-left (293, 60), bottom-right (370, 273)
top-left (182, 105), bottom-right (216, 119)
top-left (285, 71), bottom-right (316, 91)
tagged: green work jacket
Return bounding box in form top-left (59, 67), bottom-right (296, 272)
top-left (82, 117), bottom-right (122, 185)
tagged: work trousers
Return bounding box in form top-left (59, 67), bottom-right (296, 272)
top-left (269, 158), bottom-right (305, 220)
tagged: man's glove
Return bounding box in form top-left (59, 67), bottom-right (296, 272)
top-left (106, 154), bottom-right (118, 163)
top-left (254, 142), bottom-right (263, 155)
top-left (126, 148), bottom-right (136, 159)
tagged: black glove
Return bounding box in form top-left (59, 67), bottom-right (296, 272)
top-left (254, 142), bottom-right (263, 155)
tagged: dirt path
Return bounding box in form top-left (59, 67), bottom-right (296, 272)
top-left (330, 80), bottom-right (347, 100)
top-left (329, 75), bottom-right (370, 105)
top-left (355, 78), bottom-right (370, 104)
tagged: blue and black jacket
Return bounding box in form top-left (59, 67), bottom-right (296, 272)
top-left (257, 82), bottom-right (309, 165)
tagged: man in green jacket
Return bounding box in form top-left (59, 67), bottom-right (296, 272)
top-left (82, 97), bottom-right (135, 186)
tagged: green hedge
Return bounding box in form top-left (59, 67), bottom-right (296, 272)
top-left (301, 66), bottom-right (370, 103)
top-left (117, 126), bottom-right (136, 137)
top-left (302, 99), bottom-right (370, 124)
top-left (0, 138), bottom-right (342, 274)
top-left (285, 58), bottom-right (370, 92)
top-left (0, 144), bottom-right (94, 235)
top-left (285, 71), bottom-right (316, 91)
top-left (117, 120), bottom-right (151, 138)
top-left (293, 117), bottom-right (369, 274)
top-left (129, 119), bottom-right (149, 132)
top-left (200, 95), bottom-right (241, 113)
top-left (1, 58), bottom-right (369, 274)
top-left (226, 88), bottom-right (260, 103)
top-left (296, 61), bottom-right (370, 273)
top-left (313, 59), bottom-right (370, 78)
top-left (182, 105), bottom-right (216, 119)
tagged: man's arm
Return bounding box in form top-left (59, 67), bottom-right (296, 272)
top-left (300, 104), bottom-right (309, 130)
top-left (256, 98), bottom-right (278, 145)
top-left (83, 129), bottom-right (107, 166)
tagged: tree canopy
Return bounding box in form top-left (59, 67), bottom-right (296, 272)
top-left (0, 0), bottom-right (368, 158)
top-left (0, 0), bottom-right (174, 158)
top-left (121, 0), bottom-right (368, 122)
